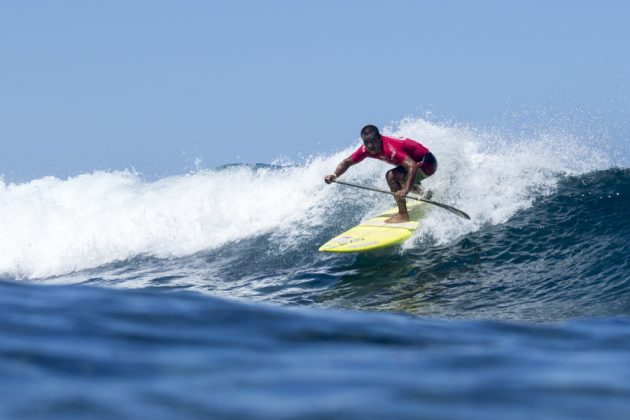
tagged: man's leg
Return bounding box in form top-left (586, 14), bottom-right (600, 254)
top-left (385, 168), bottom-right (409, 223)
top-left (416, 153), bottom-right (437, 199)
top-left (410, 169), bottom-right (428, 196)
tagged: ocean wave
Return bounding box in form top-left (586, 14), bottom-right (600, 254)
top-left (0, 118), bottom-right (618, 280)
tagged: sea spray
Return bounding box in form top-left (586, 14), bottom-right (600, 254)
top-left (384, 119), bottom-right (612, 246)
top-left (0, 118), bottom-right (614, 279)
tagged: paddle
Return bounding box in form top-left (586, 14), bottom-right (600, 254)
top-left (331, 179), bottom-right (471, 220)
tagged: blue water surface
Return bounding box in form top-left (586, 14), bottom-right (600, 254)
top-left (1, 169), bottom-right (629, 419)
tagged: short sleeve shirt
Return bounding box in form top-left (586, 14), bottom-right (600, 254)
top-left (350, 135), bottom-right (430, 166)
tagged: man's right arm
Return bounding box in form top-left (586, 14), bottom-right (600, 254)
top-left (324, 157), bottom-right (355, 184)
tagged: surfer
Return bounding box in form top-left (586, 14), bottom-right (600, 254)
top-left (324, 125), bottom-right (437, 223)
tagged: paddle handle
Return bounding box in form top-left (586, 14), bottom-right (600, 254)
top-left (331, 179), bottom-right (471, 220)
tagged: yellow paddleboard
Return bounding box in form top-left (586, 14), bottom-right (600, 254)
top-left (319, 200), bottom-right (430, 253)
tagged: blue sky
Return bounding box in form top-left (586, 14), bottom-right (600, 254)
top-left (1, 1), bottom-right (629, 181)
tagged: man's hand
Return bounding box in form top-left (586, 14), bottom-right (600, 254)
top-left (325, 158), bottom-right (354, 185)
top-left (394, 188), bottom-right (409, 199)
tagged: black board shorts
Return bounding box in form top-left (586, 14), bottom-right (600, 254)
top-left (394, 152), bottom-right (438, 184)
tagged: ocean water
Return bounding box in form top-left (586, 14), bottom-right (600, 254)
top-left (1, 119), bottom-right (629, 419)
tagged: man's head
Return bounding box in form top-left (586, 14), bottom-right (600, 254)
top-left (361, 124), bottom-right (381, 153)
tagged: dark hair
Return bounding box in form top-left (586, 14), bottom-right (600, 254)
top-left (360, 125), bottom-right (380, 139)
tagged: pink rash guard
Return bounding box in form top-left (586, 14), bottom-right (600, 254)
top-left (350, 135), bottom-right (428, 165)
top-left (350, 135), bottom-right (436, 177)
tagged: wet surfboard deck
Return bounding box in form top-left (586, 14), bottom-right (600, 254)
top-left (319, 200), bottom-right (430, 253)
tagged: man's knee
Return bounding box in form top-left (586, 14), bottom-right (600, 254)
top-left (385, 169), bottom-right (397, 183)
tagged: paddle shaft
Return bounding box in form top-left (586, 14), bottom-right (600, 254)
top-left (331, 179), bottom-right (471, 220)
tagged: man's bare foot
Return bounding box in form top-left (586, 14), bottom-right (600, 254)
top-left (385, 213), bottom-right (410, 223)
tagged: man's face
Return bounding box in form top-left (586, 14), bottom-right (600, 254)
top-left (362, 134), bottom-right (381, 153)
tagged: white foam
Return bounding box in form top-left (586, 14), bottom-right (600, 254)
top-left (0, 118), bottom-right (613, 278)
top-left (0, 150), bottom-right (380, 278)
top-left (384, 118), bottom-right (612, 247)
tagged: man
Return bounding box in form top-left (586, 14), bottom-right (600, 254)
top-left (324, 125), bottom-right (437, 223)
